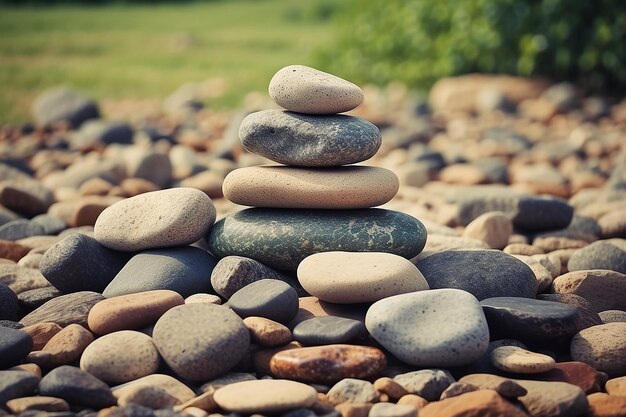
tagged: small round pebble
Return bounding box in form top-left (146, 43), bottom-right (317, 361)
top-left (490, 345), bottom-right (556, 374)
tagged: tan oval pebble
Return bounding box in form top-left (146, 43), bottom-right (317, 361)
top-left (6, 396), bottom-right (69, 413)
top-left (503, 243), bottom-right (545, 256)
top-left (606, 376), bottom-right (626, 396)
top-left (298, 252), bottom-right (429, 303)
top-left (9, 363), bottom-right (42, 379)
top-left (112, 374), bottom-right (195, 404)
top-left (22, 322), bottom-right (63, 350)
top-left (269, 65), bottom-right (363, 114)
top-left (185, 293), bottom-right (222, 305)
top-left (243, 316), bottom-right (292, 347)
top-left (570, 322), bottom-right (626, 377)
top-left (462, 211), bottom-right (513, 249)
top-left (397, 394), bottom-right (428, 410)
top-left (117, 385), bottom-right (180, 409)
top-left (88, 290), bottom-right (184, 335)
top-left (223, 166), bottom-right (399, 209)
top-left (491, 345), bottom-right (556, 374)
top-left (80, 330), bottom-right (160, 384)
top-left (213, 379), bottom-right (318, 414)
top-left (94, 187), bottom-right (216, 251)
top-left (42, 323), bottom-right (94, 367)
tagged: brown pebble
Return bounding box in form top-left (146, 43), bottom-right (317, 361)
top-left (9, 363), bottom-right (42, 379)
top-left (0, 240), bottom-right (31, 262)
top-left (396, 394), bottom-right (428, 410)
top-left (6, 396), bottom-right (70, 413)
top-left (119, 178), bottom-right (160, 197)
top-left (587, 392), bottom-right (626, 417)
top-left (41, 323), bottom-right (94, 367)
top-left (374, 377), bottom-right (408, 400)
top-left (243, 316), bottom-right (292, 347)
top-left (22, 322), bottom-right (63, 350)
top-left (440, 382), bottom-right (480, 400)
top-left (605, 376), bottom-right (626, 396)
top-left (252, 341), bottom-right (302, 375)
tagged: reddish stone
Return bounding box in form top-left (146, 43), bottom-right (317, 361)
top-left (419, 390), bottom-right (530, 417)
top-left (587, 392), bottom-right (626, 417)
top-left (533, 361), bottom-right (602, 394)
top-left (0, 240), bottom-right (31, 262)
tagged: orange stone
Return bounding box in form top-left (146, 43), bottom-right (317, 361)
top-left (419, 390), bottom-right (530, 417)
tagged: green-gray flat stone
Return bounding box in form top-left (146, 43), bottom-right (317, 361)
top-left (206, 208), bottom-right (426, 271)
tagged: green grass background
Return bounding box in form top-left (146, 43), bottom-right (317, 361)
top-left (0, 0), bottom-right (334, 124)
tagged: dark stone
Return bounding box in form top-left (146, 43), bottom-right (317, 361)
top-left (480, 297), bottom-right (579, 343)
top-left (30, 214), bottom-right (67, 235)
top-left (533, 215), bottom-right (601, 244)
top-left (20, 291), bottom-right (104, 328)
top-left (537, 293), bottom-right (603, 332)
top-left (0, 320), bottom-right (23, 329)
top-left (239, 110), bottom-right (381, 167)
top-left (103, 246), bottom-right (217, 298)
top-left (18, 286), bottom-right (63, 311)
top-left (38, 366), bottom-right (116, 409)
top-left (0, 326), bottom-right (33, 369)
top-left (416, 250), bottom-right (537, 300)
top-left (40, 234), bottom-right (132, 294)
top-left (228, 279), bottom-right (299, 324)
top-left (207, 208), bottom-right (427, 271)
top-left (599, 310), bottom-right (626, 323)
top-left (292, 316), bottom-right (367, 346)
top-left (0, 370), bottom-right (39, 403)
top-left (0, 220), bottom-right (45, 241)
top-left (75, 120), bottom-right (134, 149)
top-left (513, 196), bottom-right (574, 231)
top-left (567, 241), bottom-right (626, 274)
top-left (32, 88), bottom-right (100, 128)
top-left (0, 206), bottom-right (20, 227)
top-left (0, 283), bottom-right (20, 321)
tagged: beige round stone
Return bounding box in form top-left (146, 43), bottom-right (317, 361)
top-left (213, 379), bottom-right (318, 413)
top-left (94, 187), bottom-right (216, 251)
top-left (80, 330), bottom-right (160, 384)
top-left (570, 322), bottom-right (626, 377)
top-left (185, 293), bottom-right (222, 305)
top-left (223, 166), bottom-right (399, 209)
top-left (269, 65), bottom-right (363, 114)
top-left (490, 345), bottom-right (556, 374)
top-left (298, 252), bottom-right (429, 304)
top-left (462, 211), bottom-right (513, 249)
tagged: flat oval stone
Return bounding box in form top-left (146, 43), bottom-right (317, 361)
top-left (207, 208), bottom-right (427, 271)
top-left (570, 322), bottom-right (626, 377)
top-left (80, 330), bottom-right (160, 384)
top-left (269, 344), bottom-right (386, 384)
top-left (480, 297), bottom-right (579, 342)
top-left (6, 396), bottom-right (70, 413)
top-left (298, 251), bottom-right (429, 303)
top-left (17, 287), bottom-right (62, 311)
top-left (243, 316), bottom-right (292, 347)
top-left (416, 250), bottom-right (537, 300)
top-left (532, 361), bottom-right (603, 394)
top-left (112, 374), bottom-right (195, 405)
top-left (88, 290), bottom-right (184, 335)
top-left (292, 316), bottom-right (366, 346)
top-left (228, 279), bottom-right (298, 324)
top-left (40, 234), bottom-right (132, 293)
top-left (152, 303), bottom-right (249, 381)
top-left (552, 270), bottom-right (626, 312)
top-left (0, 220), bottom-right (45, 241)
top-left (214, 379), bottom-right (317, 414)
top-left (20, 292), bottom-right (105, 328)
top-left (103, 247), bottom-right (216, 298)
top-left (269, 65), bottom-right (363, 114)
top-left (491, 346), bottom-right (556, 374)
top-left (41, 323), bottom-right (94, 367)
top-left (0, 327), bottom-right (33, 369)
top-left (38, 365), bottom-right (116, 409)
top-left (239, 110), bottom-right (380, 167)
top-left (514, 380), bottom-right (587, 417)
top-left (366, 289), bottom-right (490, 367)
top-left (567, 241), bottom-right (626, 274)
top-left (94, 187), bottom-right (216, 252)
top-left (223, 166), bottom-right (398, 209)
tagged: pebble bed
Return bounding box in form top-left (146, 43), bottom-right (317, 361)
top-left (0, 65), bottom-right (626, 417)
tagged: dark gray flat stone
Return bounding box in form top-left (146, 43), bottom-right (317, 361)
top-left (537, 293), bottom-right (603, 332)
top-left (239, 110), bottom-right (381, 167)
top-left (0, 327), bottom-right (32, 369)
top-left (40, 234), bottom-right (132, 294)
top-left (207, 208), bottom-right (427, 271)
top-left (18, 286), bottom-right (63, 311)
top-left (227, 279), bottom-right (299, 324)
top-left (0, 219), bottom-right (45, 241)
top-left (0, 283), bottom-right (20, 321)
top-left (103, 246), bottom-right (217, 298)
top-left (0, 370), bottom-right (39, 403)
top-left (292, 316), bottom-right (366, 346)
top-left (567, 241), bottom-right (626, 274)
top-left (20, 291), bottom-right (104, 328)
top-left (38, 366), bottom-right (116, 409)
top-left (416, 250), bottom-right (537, 300)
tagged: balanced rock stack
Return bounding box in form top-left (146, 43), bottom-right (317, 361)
top-left (209, 65), bottom-right (427, 272)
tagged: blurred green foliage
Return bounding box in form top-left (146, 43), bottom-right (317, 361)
top-left (315, 0), bottom-right (626, 92)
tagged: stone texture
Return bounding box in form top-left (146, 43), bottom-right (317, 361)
top-left (223, 166), bottom-right (398, 209)
top-left (369, 402), bottom-right (417, 417)
top-left (112, 374), bottom-right (195, 405)
top-left (462, 211), bottom-right (513, 249)
top-left (5, 396), bottom-right (70, 413)
top-left (458, 374), bottom-right (528, 398)
top-left (239, 110), bottom-right (381, 167)
top-left (532, 362), bottom-right (602, 394)
top-left (17, 287), bottom-right (62, 311)
top-left (0, 264), bottom-right (50, 295)
top-left (490, 346), bottom-right (556, 374)
top-left (38, 365), bottom-right (116, 409)
top-left (419, 390), bottom-right (530, 417)
top-left (22, 322), bottom-right (62, 350)
top-left (207, 208), bottom-right (427, 271)
top-left (537, 293), bottom-right (603, 332)
top-left (0, 283), bottom-right (20, 321)
top-left (439, 382), bottom-right (480, 400)
top-left (268, 65), bottom-right (363, 114)
top-left (227, 279), bottom-right (299, 324)
top-left (152, 303), bottom-right (249, 381)
top-left (366, 289), bottom-right (489, 367)
top-left (552, 270), bottom-right (626, 312)
top-left (599, 310), bottom-right (626, 323)
top-left (393, 369), bottom-right (455, 402)
top-left (243, 316), bottom-right (292, 347)
top-left (298, 251), bottom-right (428, 304)
top-left (326, 378), bottom-right (377, 405)
top-left (94, 187), bottom-right (216, 251)
top-left (88, 290), bottom-right (184, 335)
top-left (103, 247), bottom-right (216, 298)
top-left (292, 316), bottom-right (366, 346)
top-left (416, 250), bottom-right (537, 300)
top-left (270, 344), bottom-right (386, 384)
top-left (587, 392), bottom-right (626, 417)
top-left (0, 370), bottom-right (40, 404)
top-left (570, 323), bottom-right (626, 377)
top-left (567, 241), bottom-right (626, 274)
top-left (0, 326), bottom-right (32, 369)
top-left (41, 323), bottom-right (94, 367)
top-left (0, 240), bottom-right (31, 263)
top-left (20, 292), bottom-right (105, 327)
top-left (515, 380), bottom-right (588, 417)
top-left (373, 377), bottom-right (409, 401)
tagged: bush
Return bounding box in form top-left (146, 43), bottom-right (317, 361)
top-left (314, 0), bottom-right (626, 93)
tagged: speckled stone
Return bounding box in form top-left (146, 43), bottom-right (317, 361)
top-left (94, 187), bottom-right (216, 251)
top-left (103, 247), bottom-right (216, 298)
top-left (80, 330), bottom-right (159, 384)
top-left (116, 385), bottom-right (180, 409)
top-left (490, 346), bottom-right (556, 374)
top-left (0, 370), bottom-right (40, 404)
top-left (297, 252), bottom-right (429, 304)
top-left (599, 310), bottom-right (626, 323)
top-left (88, 290), bottom-right (184, 335)
top-left (228, 279), bottom-right (299, 324)
top-left (514, 380), bottom-right (587, 417)
top-left (243, 316), bottom-right (292, 347)
top-left (214, 379), bottom-right (317, 414)
top-left (292, 316), bottom-right (366, 346)
top-left (512, 254), bottom-right (554, 293)
top-left (393, 369), bottom-right (455, 402)
top-left (17, 287), bottom-right (63, 311)
top-left (223, 166), bottom-right (398, 209)
top-left (0, 326), bottom-right (33, 369)
top-left (6, 396), bottom-right (70, 413)
top-left (20, 291), bottom-right (105, 328)
top-left (41, 323), bottom-right (94, 367)
top-left (207, 208), bottom-right (427, 271)
top-left (480, 297), bottom-right (579, 342)
top-left (270, 344), bottom-right (386, 384)
top-left (366, 289), bottom-right (489, 367)
top-left (416, 250), bottom-right (537, 300)
top-left (40, 234), bottom-right (131, 293)
top-left (537, 293), bottom-right (603, 332)
top-left (570, 323), bottom-right (626, 377)
top-left (152, 303), bottom-right (249, 381)
top-left (552, 270), bottom-right (626, 312)
top-left (268, 65), bottom-right (363, 114)
top-left (588, 392), bottom-right (626, 417)
top-left (327, 378), bottom-right (377, 405)
top-left (239, 110), bottom-right (380, 167)
top-left (38, 365), bottom-right (116, 409)
top-left (567, 241), bottom-right (626, 274)
top-left (112, 374), bottom-right (195, 405)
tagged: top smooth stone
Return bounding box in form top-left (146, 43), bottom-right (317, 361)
top-left (239, 110), bottom-right (381, 167)
top-left (94, 187), bottom-right (216, 251)
top-left (269, 65), bottom-right (363, 114)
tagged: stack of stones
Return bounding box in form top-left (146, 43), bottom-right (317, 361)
top-left (209, 65), bottom-right (427, 272)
